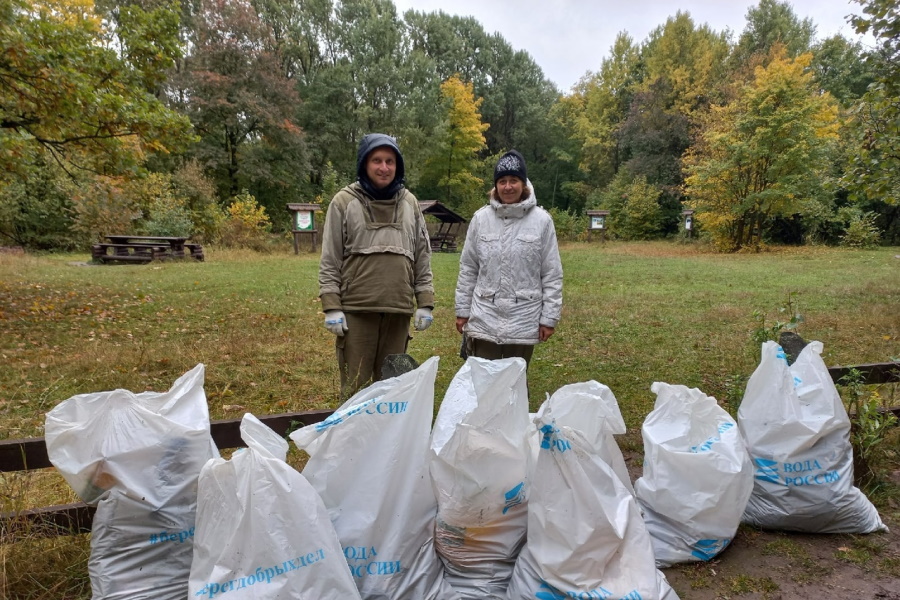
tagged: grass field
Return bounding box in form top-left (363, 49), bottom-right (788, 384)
top-left (1, 241), bottom-right (898, 598)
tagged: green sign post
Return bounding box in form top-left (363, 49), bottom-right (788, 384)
top-left (286, 203), bottom-right (321, 253)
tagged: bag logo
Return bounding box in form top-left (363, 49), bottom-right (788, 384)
top-left (503, 482), bottom-right (526, 514)
top-left (754, 458), bottom-right (780, 483)
top-left (691, 538), bottom-right (731, 560)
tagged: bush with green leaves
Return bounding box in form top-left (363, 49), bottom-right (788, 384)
top-left (314, 161), bottom-right (343, 213)
top-left (134, 174), bottom-right (193, 237)
top-left (547, 207), bottom-right (586, 241)
top-left (839, 368), bottom-right (899, 491)
top-left (594, 173), bottom-right (664, 240)
top-left (142, 197), bottom-right (193, 237)
top-left (840, 210), bottom-right (882, 248)
top-left (171, 161), bottom-right (224, 243)
top-left (0, 161), bottom-right (79, 250)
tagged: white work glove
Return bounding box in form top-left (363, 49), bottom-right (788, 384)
top-left (414, 308), bottom-right (433, 331)
top-left (324, 310), bottom-right (348, 336)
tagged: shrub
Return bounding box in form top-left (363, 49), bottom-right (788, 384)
top-left (72, 176), bottom-right (142, 244)
top-left (171, 161), bottom-right (224, 243)
top-left (315, 161), bottom-right (342, 213)
top-left (0, 162), bottom-right (79, 250)
top-left (143, 196), bottom-right (193, 237)
top-left (221, 191), bottom-right (272, 251)
top-left (594, 173), bottom-right (664, 240)
top-left (840, 211), bottom-right (882, 248)
top-left (134, 173), bottom-right (192, 237)
top-left (547, 207), bottom-right (586, 241)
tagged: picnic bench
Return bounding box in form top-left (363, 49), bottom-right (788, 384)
top-left (430, 231), bottom-right (459, 252)
top-left (92, 235), bottom-right (204, 264)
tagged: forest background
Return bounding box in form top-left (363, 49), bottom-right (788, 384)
top-left (1, 0), bottom-right (899, 252)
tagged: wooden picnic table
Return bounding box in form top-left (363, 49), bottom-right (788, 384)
top-left (92, 235), bottom-right (204, 263)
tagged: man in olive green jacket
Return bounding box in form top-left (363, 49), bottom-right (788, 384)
top-left (318, 133), bottom-right (435, 398)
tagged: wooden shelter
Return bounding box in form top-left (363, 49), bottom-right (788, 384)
top-left (418, 201), bottom-right (467, 252)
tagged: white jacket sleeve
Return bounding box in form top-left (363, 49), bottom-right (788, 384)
top-left (454, 214), bottom-right (481, 318)
top-left (539, 217), bottom-right (563, 328)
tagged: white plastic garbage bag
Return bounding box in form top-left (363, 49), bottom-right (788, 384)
top-left (738, 341), bottom-right (886, 533)
top-left (634, 382), bottom-right (754, 567)
top-left (506, 381), bottom-right (679, 600)
top-left (430, 357), bottom-right (531, 599)
top-left (290, 357), bottom-right (458, 600)
top-left (45, 364), bottom-right (218, 600)
top-left (189, 414), bottom-right (363, 600)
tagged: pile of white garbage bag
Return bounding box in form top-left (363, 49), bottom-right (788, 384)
top-left (43, 339), bottom-right (886, 600)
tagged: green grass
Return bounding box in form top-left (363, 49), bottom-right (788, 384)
top-left (2, 242), bottom-right (898, 435)
top-left (727, 573), bottom-right (779, 596)
top-left (2, 242), bottom-right (898, 434)
top-left (1, 241), bottom-right (898, 599)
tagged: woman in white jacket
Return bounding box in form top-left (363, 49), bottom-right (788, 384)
top-left (454, 150), bottom-right (563, 366)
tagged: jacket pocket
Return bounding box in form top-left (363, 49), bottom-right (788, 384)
top-left (477, 233), bottom-right (501, 257)
top-left (515, 289), bottom-right (540, 302)
top-left (515, 232), bottom-right (541, 264)
top-left (474, 285), bottom-right (498, 302)
top-left (340, 259), bottom-right (360, 296)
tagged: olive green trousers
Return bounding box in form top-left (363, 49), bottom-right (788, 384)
top-left (336, 312), bottom-right (411, 399)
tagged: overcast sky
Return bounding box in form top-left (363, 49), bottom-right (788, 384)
top-left (390, 0), bottom-right (873, 91)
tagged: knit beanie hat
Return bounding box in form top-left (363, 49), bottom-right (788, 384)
top-left (494, 150), bottom-right (527, 185)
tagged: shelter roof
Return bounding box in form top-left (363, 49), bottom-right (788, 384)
top-left (418, 201), bottom-right (467, 223)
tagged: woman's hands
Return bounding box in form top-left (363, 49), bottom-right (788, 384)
top-left (456, 317), bottom-right (469, 334)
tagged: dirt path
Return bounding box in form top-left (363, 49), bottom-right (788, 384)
top-left (662, 525), bottom-right (900, 599)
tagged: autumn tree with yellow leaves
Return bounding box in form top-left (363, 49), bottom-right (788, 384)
top-left (421, 75), bottom-right (489, 216)
top-left (683, 49), bottom-right (840, 251)
top-left (0, 0), bottom-right (193, 178)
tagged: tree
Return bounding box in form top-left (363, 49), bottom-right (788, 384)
top-left (420, 75), bottom-right (488, 216)
top-left (556, 32), bottom-right (640, 198)
top-left (169, 0), bottom-right (307, 212)
top-left (404, 8), bottom-right (563, 206)
top-left (0, 0), bottom-right (194, 179)
top-left (843, 0), bottom-right (900, 208)
top-left (810, 35), bottom-right (873, 106)
top-left (733, 0), bottom-right (816, 66)
top-left (641, 11), bottom-right (731, 116)
top-left (683, 51), bottom-right (840, 251)
top-left (94, 0), bottom-right (184, 94)
top-left (595, 172), bottom-right (663, 240)
top-left (404, 10), bottom-right (491, 86)
top-left (291, 0), bottom-right (413, 190)
top-left (616, 78), bottom-right (692, 233)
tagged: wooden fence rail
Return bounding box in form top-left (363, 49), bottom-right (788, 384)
top-left (0, 409), bottom-right (334, 540)
top-left (1, 362), bottom-right (897, 541)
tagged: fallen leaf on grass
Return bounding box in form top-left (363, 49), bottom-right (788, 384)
top-left (222, 404), bottom-right (246, 412)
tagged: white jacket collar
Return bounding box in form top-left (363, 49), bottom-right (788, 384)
top-left (490, 180), bottom-right (537, 219)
